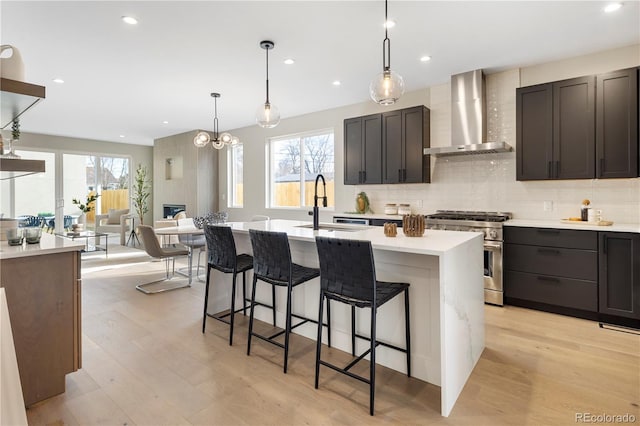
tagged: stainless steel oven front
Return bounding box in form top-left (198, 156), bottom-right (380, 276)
top-left (483, 240), bottom-right (503, 306)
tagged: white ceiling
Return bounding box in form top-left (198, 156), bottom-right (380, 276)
top-left (2, 1), bottom-right (639, 146)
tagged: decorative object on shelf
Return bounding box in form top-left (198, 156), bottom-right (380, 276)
top-left (1, 118), bottom-right (21, 158)
top-left (384, 222), bottom-right (397, 237)
top-left (0, 45), bottom-right (25, 81)
top-left (132, 164), bottom-right (150, 225)
top-left (256, 40), bottom-right (280, 128)
top-left (402, 214), bottom-right (425, 237)
top-left (369, 0), bottom-right (404, 105)
top-left (355, 191), bottom-right (373, 213)
top-left (193, 93), bottom-right (239, 149)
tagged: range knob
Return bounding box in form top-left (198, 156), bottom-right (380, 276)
top-left (488, 229), bottom-right (498, 240)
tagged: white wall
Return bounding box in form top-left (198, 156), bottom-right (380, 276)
top-left (220, 45), bottom-right (640, 224)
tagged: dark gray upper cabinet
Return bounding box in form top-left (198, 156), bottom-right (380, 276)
top-left (383, 106), bottom-right (431, 184)
top-left (598, 232), bottom-right (640, 323)
top-left (596, 68), bottom-right (639, 178)
top-left (516, 76), bottom-right (595, 180)
top-left (345, 105), bottom-right (430, 185)
top-left (344, 114), bottom-right (382, 184)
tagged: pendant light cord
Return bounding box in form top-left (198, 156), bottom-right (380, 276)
top-left (265, 45), bottom-right (270, 105)
top-left (213, 96), bottom-right (219, 139)
top-left (382, 0), bottom-right (391, 72)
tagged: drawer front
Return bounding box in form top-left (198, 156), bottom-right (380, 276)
top-left (505, 243), bottom-right (597, 281)
top-left (505, 270), bottom-right (597, 312)
top-left (504, 226), bottom-right (597, 250)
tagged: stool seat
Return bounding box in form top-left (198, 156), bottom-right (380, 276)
top-left (325, 281), bottom-right (409, 308)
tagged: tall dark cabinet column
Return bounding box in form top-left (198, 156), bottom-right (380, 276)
top-left (516, 84), bottom-right (553, 180)
top-left (596, 68), bottom-right (639, 178)
top-left (344, 114), bottom-right (382, 185)
top-left (598, 232), bottom-right (640, 328)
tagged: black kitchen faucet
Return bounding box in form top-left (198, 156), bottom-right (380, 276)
top-left (309, 174), bottom-right (327, 230)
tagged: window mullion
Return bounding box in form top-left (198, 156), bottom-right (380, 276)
top-left (299, 137), bottom-right (305, 207)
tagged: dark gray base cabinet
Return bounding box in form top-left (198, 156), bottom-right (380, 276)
top-left (598, 232), bottom-right (640, 328)
top-left (504, 226), bottom-right (640, 329)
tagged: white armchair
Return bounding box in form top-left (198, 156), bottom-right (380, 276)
top-left (95, 209), bottom-right (132, 245)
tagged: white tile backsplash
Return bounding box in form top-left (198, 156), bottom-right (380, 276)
top-left (353, 68), bottom-right (640, 225)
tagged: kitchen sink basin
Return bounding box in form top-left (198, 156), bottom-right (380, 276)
top-left (295, 224), bottom-right (368, 232)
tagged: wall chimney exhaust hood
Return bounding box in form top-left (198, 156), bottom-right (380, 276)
top-left (0, 78), bottom-right (46, 179)
top-left (423, 70), bottom-right (512, 157)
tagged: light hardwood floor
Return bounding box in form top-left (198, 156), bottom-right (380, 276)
top-left (25, 253), bottom-right (639, 425)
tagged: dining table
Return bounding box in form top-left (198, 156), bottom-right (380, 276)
top-left (154, 225), bottom-right (204, 284)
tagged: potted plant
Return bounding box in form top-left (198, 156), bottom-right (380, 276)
top-left (72, 193), bottom-right (99, 225)
top-left (132, 164), bottom-right (150, 225)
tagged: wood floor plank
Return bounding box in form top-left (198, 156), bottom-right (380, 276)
top-left (24, 249), bottom-right (640, 425)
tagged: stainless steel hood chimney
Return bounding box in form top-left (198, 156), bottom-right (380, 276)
top-left (423, 70), bottom-right (512, 157)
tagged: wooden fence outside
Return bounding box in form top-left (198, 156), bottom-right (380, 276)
top-left (232, 181), bottom-right (335, 208)
top-left (86, 189), bottom-right (129, 223)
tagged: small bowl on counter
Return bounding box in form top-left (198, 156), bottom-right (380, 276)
top-left (384, 204), bottom-right (398, 215)
top-left (24, 227), bottom-right (42, 244)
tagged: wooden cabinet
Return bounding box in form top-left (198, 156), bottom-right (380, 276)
top-left (598, 232), bottom-right (640, 328)
top-left (0, 250), bottom-right (81, 406)
top-left (504, 227), bottom-right (598, 319)
top-left (383, 106), bottom-right (430, 184)
top-left (516, 76), bottom-right (595, 180)
top-left (344, 105), bottom-right (430, 185)
top-left (596, 68), bottom-right (639, 178)
top-left (344, 114), bottom-right (382, 184)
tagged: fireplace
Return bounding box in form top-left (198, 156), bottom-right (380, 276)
top-left (163, 204), bottom-right (186, 218)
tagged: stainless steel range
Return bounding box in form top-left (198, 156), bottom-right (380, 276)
top-left (424, 210), bottom-right (512, 306)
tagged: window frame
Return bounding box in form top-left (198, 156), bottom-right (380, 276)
top-left (266, 128), bottom-right (335, 210)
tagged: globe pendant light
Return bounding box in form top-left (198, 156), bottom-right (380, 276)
top-left (193, 93), bottom-right (239, 149)
top-left (256, 40), bottom-right (281, 128)
top-left (369, 0), bottom-right (404, 105)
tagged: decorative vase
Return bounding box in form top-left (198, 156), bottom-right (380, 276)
top-left (77, 213), bottom-right (86, 226)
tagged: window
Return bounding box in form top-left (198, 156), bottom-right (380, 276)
top-left (227, 143), bottom-right (243, 207)
top-left (268, 129), bottom-right (334, 208)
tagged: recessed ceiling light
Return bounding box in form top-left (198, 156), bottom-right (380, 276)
top-left (162, 120), bottom-right (169, 124)
top-left (284, 58), bottom-right (295, 65)
top-left (384, 20), bottom-right (396, 29)
top-left (119, 135), bottom-right (125, 138)
top-left (604, 2), bottom-right (622, 12)
top-left (420, 56), bottom-right (432, 62)
top-left (52, 78), bottom-right (65, 84)
top-left (332, 80), bottom-right (341, 86)
top-left (122, 16), bottom-right (138, 25)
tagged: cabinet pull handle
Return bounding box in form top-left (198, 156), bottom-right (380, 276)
top-left (362, 170), bottom-right (366, 182)
top-left (555, 161), bottom-right (560, 178)
top-left (537, 248), bottom-right (560, 255)
top-left (537, 229), bottom-right (560, 234)
top-left (548, 161), bottom-right (552, 178)
top-left (398, 169), bottom-right (402, 182)
top-left (537, 276), bottom-right (560, 283)
top-left (358, 171), bottom-right (362, 183)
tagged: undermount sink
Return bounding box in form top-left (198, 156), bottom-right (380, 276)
top-left (295, 223), bottom-right (368, 232)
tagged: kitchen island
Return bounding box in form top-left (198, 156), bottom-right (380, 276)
top-left (0, 233), bottom-right (84, 406)
top-left (206, 219), bottom-right (484, 416)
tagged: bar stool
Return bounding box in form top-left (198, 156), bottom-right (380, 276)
top-left (247, 229), bottom-right (328, 374)
top-left (203, 225), bottom-right (268, 345)
top-left (314, 236), bottom-right (411, 416)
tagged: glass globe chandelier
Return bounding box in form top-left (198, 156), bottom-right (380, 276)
top-left (369, 0), bottom-right (405, 105)
top-left (193, 92), bottom-right (239, 149)
top-left (256, 40), bottom-right (281, 128)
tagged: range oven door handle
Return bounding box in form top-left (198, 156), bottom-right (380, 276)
top-left (484, 241), bottom-right (502, 251)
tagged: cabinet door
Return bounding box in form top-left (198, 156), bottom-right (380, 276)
top-left (344, 117), bottom-right (363, 185)
top-left (553, 76), bottom-right (595, 179)
top-left (362, 114), bottom-right (382, 184)
top-left (516, 83), bottom-right (553, 180)
top-left (596, 68), bottom-right (638, 178)
top-left (599, 232), bottom-right (640, 320)
top-left (382, 110), bottom-right (402, 183)
top-left (403, 106), bottom-right (430, 183)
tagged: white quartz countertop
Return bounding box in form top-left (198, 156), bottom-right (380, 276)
top-left (0, 233), bottom-right (84, 260)
top-left (227, 219), bottom-right (482, 256)
top-left (505, 219), bottom-right (640, 233)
